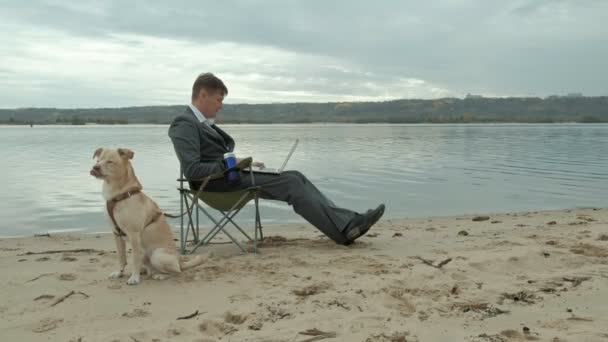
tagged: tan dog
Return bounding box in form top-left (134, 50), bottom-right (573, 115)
top-left (90, 147), bottom-right (206, 285)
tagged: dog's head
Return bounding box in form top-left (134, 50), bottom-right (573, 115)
top-left (90, 147), bottom-right (135, 180)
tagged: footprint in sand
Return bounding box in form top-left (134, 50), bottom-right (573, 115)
top-left (198, 320), bottom-right (237, 337)
top-left (292, 283), bottom-right (331, 297)
top-left (61, 255), bottom-right (78, 262)
top-left (498, 291), bottom-right (540, 305)
top-left (166, 328), bottom-right (184, 338)
top-left (248, 319), bottom-right (264, 331)
top-left (32, 318), bottom-right (63, 333)
top-left (365, 331), bottom-right (416, 342)
top-left (228, 294), bottom-right (252, 303)
top-left (476, 328), bottom-right (541, 341)
top-left (122, 308), bottom-right (149, 318)
top-left (35, 257), bottom-right (50, 262)
top-left (224, 311), bottom-right (248, 324)
top-left (381, 287), bottom-right (417, 316)
top-left (570, 243), bottom-right (608, 257)
top-left (58, 273), bottom-right (77, 281)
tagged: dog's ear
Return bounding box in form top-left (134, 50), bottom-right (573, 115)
top-left (117, 148), bottom-right (134, 160)
top-left (93, 148), bottom-right (103, 159)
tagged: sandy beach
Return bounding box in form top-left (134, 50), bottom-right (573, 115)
top-left (1, 208), bottom-right (607, 342)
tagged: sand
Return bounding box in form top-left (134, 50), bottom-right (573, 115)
top-left (1, 208), bottom-right (607, 342)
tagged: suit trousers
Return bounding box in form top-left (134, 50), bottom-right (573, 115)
top-left (199, 170), bottom-right (357, 245)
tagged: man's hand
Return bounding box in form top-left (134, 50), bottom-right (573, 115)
top-left (236, 158), bottom-right (265, 169)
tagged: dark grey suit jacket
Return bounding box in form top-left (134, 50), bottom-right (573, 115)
top-left (168, 107), bottom-right (235, 181)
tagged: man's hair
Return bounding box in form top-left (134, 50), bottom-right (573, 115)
top-left (191, 72), bottom-right (228, 100)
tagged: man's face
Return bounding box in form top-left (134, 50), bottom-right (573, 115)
top-left (199, 89), bottom-right (224, 118)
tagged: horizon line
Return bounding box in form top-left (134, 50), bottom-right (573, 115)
top-left (2, 94), bottom-right (606, 110)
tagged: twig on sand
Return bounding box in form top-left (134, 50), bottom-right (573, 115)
top-left (50, 291), bottom-right (89, 307)
top-left (437, 258), bottom-right (453, 268)
top-left (25, 273), bottom-right (56, 283)
top-left (414, 256), bottom-right (435, 267)
top-left (176, 310), bottom-right (204, 320)
top-left (414, 256), bottom-right (453, 269)
top-left (222, 327), bottom-right (238, 337)
top-left (34, 294), bottom-right (55, 301)
top-left (299, 328), bottom-right (337, 341)
top-left (563, 276), bottom-right (591, 287)
top-left (19, 249), bottom-right (102, 256)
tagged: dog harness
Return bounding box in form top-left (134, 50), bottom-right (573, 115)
top-left (106, 188), bottom-right (162, 237)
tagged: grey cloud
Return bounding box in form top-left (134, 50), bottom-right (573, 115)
top-left (1, 0), bottom-right (607, 107)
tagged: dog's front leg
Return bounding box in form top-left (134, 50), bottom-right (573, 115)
top-left (109, 234), bottom-right (127, 279)
top-left (127, 233), bottom-right (144, 285)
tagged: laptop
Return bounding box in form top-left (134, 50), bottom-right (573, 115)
top-left (250, 139), bottom-right (299, 174)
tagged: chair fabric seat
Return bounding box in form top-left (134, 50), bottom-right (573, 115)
top-left (191, 188), bottom-right (256, 212)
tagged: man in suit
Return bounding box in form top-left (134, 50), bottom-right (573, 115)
top-left (168, 72), bottom-right (385, 245)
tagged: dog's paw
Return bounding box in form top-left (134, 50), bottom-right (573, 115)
top-left (127, 274), bottom-right (140, 285)
top-left (151, 274), bottom-right (168, 281)
top-left (109, 271), bottom-right (123, 279)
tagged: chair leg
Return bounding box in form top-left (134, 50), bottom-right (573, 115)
top-left (191, 208), bottom-right (248, 254)
top-left (179, 190), bottom-right (185, 254)
top-left (190, 192), bottom-right (252, 254)
top-left (195, 197), bottom-right (200, 243)
top-left (186, 189), bottom-right (264, 255)
top-left (195, 202), bottom-right (224, 244)
top-left (178, 190), bottom-right (200, 255)
top-left (255, 195), bottom-right (263, 241)
top-left (185, 193), bottom-right (201, 243)
top-left (199, 207), bottom-right (247, 251)
top-left (254, 195), bottom-right (262, 254)
top-left (224, 214), bottom-right (253, 241)
top-left (188, 199), bottom-right (237, 252)
top-left (182, 193), bottom-right (209, 255)
top-left (183, 195), bottom-right (197, 241)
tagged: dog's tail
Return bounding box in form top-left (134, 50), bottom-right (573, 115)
top-left (180, 252), bottom-right (211, 270)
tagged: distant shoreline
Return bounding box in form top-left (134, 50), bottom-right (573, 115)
top-left (2, 96), bottom-right (607, 125)
top-left (0, 121), bottom-right (605, 126)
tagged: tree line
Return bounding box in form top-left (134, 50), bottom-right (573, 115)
top-left (1, 96), bottom-right (606, 124)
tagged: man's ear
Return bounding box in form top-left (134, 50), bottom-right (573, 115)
top-left (117, 148), bottom-right (134, 160)
top-left (93, 147), bottom-right (103, 159)
top-left (199, 88), bottom-right (209, 100)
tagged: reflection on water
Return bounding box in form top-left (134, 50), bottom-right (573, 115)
top-left (1, 123), bottom-right (607, 236)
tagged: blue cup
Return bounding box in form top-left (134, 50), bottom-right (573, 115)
top-left (223, 152), bottom-right (240, 184)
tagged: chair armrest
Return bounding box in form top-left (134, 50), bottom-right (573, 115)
top-left (177, 157), bottom-right (255, 183)
top-left (223, 157), bottom-right (252, 172)
top-left (177, 174), bottom-right (223, 182)
top-left (233, 156), bottom-right (253, 170)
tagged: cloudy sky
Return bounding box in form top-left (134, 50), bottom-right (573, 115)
top-left (1, 0), bottom-right (607, 108)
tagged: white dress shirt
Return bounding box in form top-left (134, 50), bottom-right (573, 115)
top-left (188, 104), bottom-right (215, 127)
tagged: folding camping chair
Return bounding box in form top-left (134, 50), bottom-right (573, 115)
top-left (176, 157), bottom-right (264, 255)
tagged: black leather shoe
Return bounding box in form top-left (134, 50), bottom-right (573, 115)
top-left (344, 204), bottom-right (385, 245)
